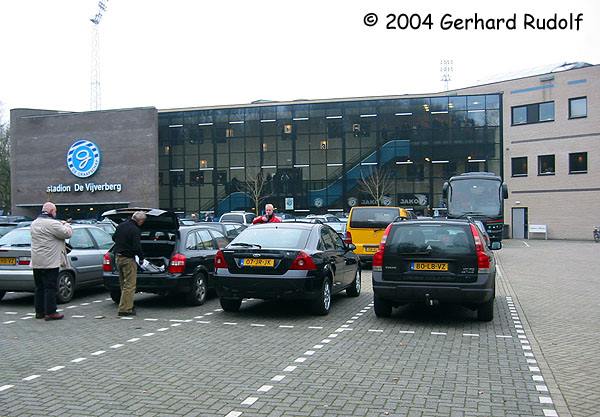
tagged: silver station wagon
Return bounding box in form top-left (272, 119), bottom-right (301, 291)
top-left (0, 224), bottom-right (113, 303)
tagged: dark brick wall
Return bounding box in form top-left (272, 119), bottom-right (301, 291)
top-left (10, 107), bottom-right (158, 216)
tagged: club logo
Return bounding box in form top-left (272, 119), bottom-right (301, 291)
top-left (67, 140), bottom-right (101, 178)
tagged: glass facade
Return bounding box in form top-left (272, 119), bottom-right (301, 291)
top-left (158, 94), bottom-right (502, 216)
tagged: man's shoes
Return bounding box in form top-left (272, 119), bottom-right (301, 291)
top-left (44, 313), bottom-right (64, 321)
top-left (118, 309), bottom-right (136, 317)
top-left (35, 313), bottom-right (45, 319)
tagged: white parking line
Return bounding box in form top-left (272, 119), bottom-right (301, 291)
top-left (543, 410), bottom-right (558, 417)
top-left (20, 316), bottom-right (33, 320)
top-left (431, 332), bottom-right (447, 336)
top-left (110, 344), bottom-right (124, 349)
top-left (72, 315), bottom-right (85, 318)
top-left (271, 375), bottom-right (285, 382)
top-left (93, 300), bottom-right (103, 303)
top-left (143, 333), bottom-right (155, 337)
top-left (91, 351), bottom-right (105, 356)
top-left (223, 322), bottom-right (237, 325)
top-left (47, 366), bottom-right (65, 372)
top-left (313, 344), bottom-right (323, 349)
top-left (241, 397), bottom-right (258, 406)
top-left (3, 321), bottom-right (15, 324)
top-left (294, 357), bottom-right (306, 363)
top-left (157, 328), bottom-right (169, 332)
top-left (536, 385), bottom-right (549, 392)
top-left (308, 326), bottom-right (322, 329)
top-left (22, 375), bottom-right (40, 381)
top-left (196, 321), bottom-right (210, 324)
top-left (250, 323), bottom-right (265, 327)
top-left (0, 385), bottom-right (14, 392)
top-left (127, 338), bottom-right (140, 342)
top-left (279, 325), bottom-right (294, 328)
top-left (71, 358), bottom-right (86, 363)
top-left (80, 303), bottom-right (90, 306)
top-left (283, 366), bottom-right (296, 372)
top-left (368, 329), bottom-right (383, 333)
top-left (399, 330), bottom-right (415, 334)
top-left (4, 312), bottom-right (17, 315)
top-left (225, 411), bottom-right (242, 417)
top-left (304, 351), bottom-right (315, 356)
top-left (463, 333), bottom-right (479, 337)
top-left (144, 318), bottom-right (159, 322)
top-left (171, 323), bottom-right (182, 327)
top-left (532, 375), bottom-right (544, 382)
top-left (257, 385), bottom-right (273, 392)
top-left (496, 335), bottom-right (512, 338)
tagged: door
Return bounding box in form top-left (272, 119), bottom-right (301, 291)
top-left (67, 228), bottom-right (100, 283)
top-left (320, 227), bottom-right (347, 291)
top-left (511, 207), bottom-right (527, 239)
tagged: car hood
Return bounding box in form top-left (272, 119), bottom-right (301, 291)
top-left (101, 208), bottom-right (179, 232)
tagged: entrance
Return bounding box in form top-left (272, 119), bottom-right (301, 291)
top-left (59, 204), bottom-right (128, 221)
top-left (511, 207), bottom-right (528, 239)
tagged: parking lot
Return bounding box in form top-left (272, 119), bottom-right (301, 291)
top-left (0, 239), bottom-right (597, 417)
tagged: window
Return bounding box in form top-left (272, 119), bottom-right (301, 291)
top-left (68, 229), bottom-right (95, 250)
top-left (569, 152), bottom-right (587, 174)
top-left (196, 230), bottom-right (214, 250)
top-left (569, 97), bottom-right (587, 119)
top-left (185, 232), bottom-right (197, 250)
top-left (538, 155), bottom-right (555, 175)
top-left (88, 227), bottom-right (113, 250)
top-left (511, 101), bottom-right (554, 125)
top-left (511, 157), bottom-right (527, 177)
top-left (190, 171), bottom-right (204, 186)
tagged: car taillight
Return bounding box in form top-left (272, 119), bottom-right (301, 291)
top-left (214, 250), bottom-right (228, 270)
top-left (373, 224), bottom-right (393, 272)
top-left (168, 253), bottom-right (186, 274)
top-left (102, 253), bottom-right (112, 272)
top-left (18, 256), bottom-right (31, 266)
top-left (379, 224), bottom-right (393, 251)
top-left (290, 251), bottom-right (317, 270)
top-left (343, 231), bottom-right (352, 245)
top-left (470, 224), bottom-right (490, 272)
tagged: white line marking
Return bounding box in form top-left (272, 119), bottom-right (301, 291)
top-left (4, 312), bottom-right (17, 315)
top-left (313, 344), bottom-right (324, 349)
top-left (223, 322), bottom-right (237, 325)
top-left (169, 319), bottom-right (185, 322)
top-left (196, 321), bottom-right (210, 324)
top-left (57, 309), bottom-right (63, 312)
top-left (328, 333), bottom-right (338, 338)
top-left (3, 321), bottom-right (15, 324)
top-left (257, 385), bottom-right (273, 392)
top-left (523, 241), bottom-right (530, 247)
top-left (225, 412), bottom-right (242, 417)
top-left (539, 396), bottom-right (553, 404)
top-left (351, 316), bottom-right (358, 319)
top-left (120, 317), bottom-right (133, 320)
top-left (143, 333), bottom-right (155, 337)
top-left (341, 324), bottom-right (350, 328)
top-left (431, 332), bottom-right (447, 336)
top-left (356, 313), bottom-right (363, 316)
top-left (0, 385), bottom-right (14, 392)
top-left (71, 358), bottom-right (86, 363)
top-left (250, 323), bottom-right (265, 327)
top-left (304, 350), bottom-right (315, 356)
top-left (241, 397), bottom-right (258, 406)
top-left (533, 375), bottom-right (544, 382)
top-left (47, 366), bottom-right (65, 372)
top-left (72, 315), bottom-right (85, 318)
top-left (283, 366), bottom-right (297, 372)
top-left (515, 325), bottom-right (523, 328)
top-left (20, 316), bottom-right (33, 320)
top-left (527, 359), bottom-right (537, 364)
top-left (25, 313), bottom-right (35, 316)
top-left (127, 338), bottom-right (140, 342)
top-left (93, 300), bottom-right (103, 303)
top-left (321, 339), bottom-right (331, 343)
top-left (463, 333), bottom-right (479, 337)
top-left (144, 318), bottom-right (159, 322)
top-left (279, 325), bottom-right (293, 328)
top-left (80, 303), bottom-right (90, 306)
top-left (294, 357), bottom-right (307, 363)
top-left (543, 410), bottom-right (558, 417)
top-left (171, 323), bottom-right (182, 327)
top-left (105, 298), bottom-right (112, 301)
top-left (368, 329), bottom-right (383, 333)
top-left (214, 309), bottom-right (223, 312)
top-left (524, 352), bottom-right (534, 357)
top-left (110, 344), bottom-right (124, 349)
top-left (66, 306), bottom-right (77, 309)
top-left (157, 328), bottom-right (169, 332)
top-left (518, 334), bottom-right (527, 339)
top-left (22, 375), bottom-right (41, 381)
top-left (308, 326), bottom-right (323, 329)
top-left (522, 345), bottom-right (532, 350)
top-left (91, 351), bottom-right (105, 356)
top-left (517, 329), bottom-right (525, 333)
top-left (399, 330), bottom-right (415, 334)
top-left (536, 385), bottom-right (549, 392)
top-left (529, 366), bottom-right (540, 372)
top-left (193, 316), bottom-right (204, 319)
top-left (496, 335), bottom-right (512, 338)
top-left (205, 312), bottom-right (213, 315)
top-left (271, 375), bottom-right (285, 381)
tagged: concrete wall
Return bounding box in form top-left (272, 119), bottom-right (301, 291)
top-left (452, 65), bottom-right (600, 240)
top-left (10, 107), bottom-right (159, 217)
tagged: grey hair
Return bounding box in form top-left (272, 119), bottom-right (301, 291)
top-left (132, 211), bottom-right (147, 222)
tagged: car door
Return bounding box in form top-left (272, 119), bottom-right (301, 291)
top-left (87, 227), bottom-right (115, 284)
top-left (67, 228), bottom-right (99, 284)
top-left (320, 227), bottom-right (347, 292)
top-left (196, 229), bottom-right (219, 279)
top-left (330, 227), bottom-right (356, 284)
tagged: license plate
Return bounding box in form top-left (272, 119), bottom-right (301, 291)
top-left (0, 257), bottom-right (16, 265)
top-left (364, 246), bottom-right (378, 253)
top-left (242, 258), bottom-right (275, 267)
top-left (411, 262), bottom-right (448, 271)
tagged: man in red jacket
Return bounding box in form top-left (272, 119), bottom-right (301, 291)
top-left (252, 203), bottom-right (282, 224)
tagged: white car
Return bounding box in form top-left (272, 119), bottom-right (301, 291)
top-left (219, 211), bottom-right (256, 225)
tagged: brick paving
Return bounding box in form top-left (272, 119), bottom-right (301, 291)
top-left (0, 243), bottom-right (593, 417)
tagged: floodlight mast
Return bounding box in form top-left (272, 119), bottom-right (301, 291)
top-left (90, 1), bottom-right (108, 110)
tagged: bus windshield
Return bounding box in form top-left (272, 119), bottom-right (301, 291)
top-left (448, 179), bottom-right (502, 218)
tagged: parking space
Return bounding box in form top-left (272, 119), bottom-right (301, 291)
top-left (0, 256), bottom-right (578, 417)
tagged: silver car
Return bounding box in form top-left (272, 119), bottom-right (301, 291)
top-left (0, 224), bottom-right (113, 303)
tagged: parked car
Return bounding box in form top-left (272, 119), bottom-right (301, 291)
top-left (214, 222), bottom-right (361, 315)
top-left (219, 211), bottom-right (256, 225)
top-left (0, 224), bottom-right (114, 303)
top-left (0, 222), bottom-right (30, 238)
top-left (72, 218), bottom-right (116, 236)
top-left (346, 206), bottom-right (411, 265)
top-left (371, 218), bottom-right (499, 321)
top-left (199, 222), bottom-right (247, 240)
top-left (102, 208), bottom-right (228, 306)
top-left (305, 214), bottom-right (346, 233)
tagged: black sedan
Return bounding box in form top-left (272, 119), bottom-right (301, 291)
top-left (214, 222), bottom-right (361, 315)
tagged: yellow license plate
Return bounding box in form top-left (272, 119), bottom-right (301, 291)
top-left (0, 257), bottom-right (16, 265)
top-left (364, 246), bottom-right (378, 253)
top-left (242, 258), bottom-right (275, 267)
top-left (411, 262), bottom-right (448, 271)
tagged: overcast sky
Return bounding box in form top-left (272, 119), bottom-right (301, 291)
top-left (0, 0), bottom-right (598, 122)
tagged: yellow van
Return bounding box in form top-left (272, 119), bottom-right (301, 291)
top-left (346, 206), bottom-right (412, 263)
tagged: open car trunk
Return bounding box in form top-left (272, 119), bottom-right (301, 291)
top-left (139, 231), bottom-right (178, 271)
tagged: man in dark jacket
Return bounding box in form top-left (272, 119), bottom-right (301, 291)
top-left (112, 211), bottom-right (146, 316)
top-left (252, 203), bottom-right (282, 224)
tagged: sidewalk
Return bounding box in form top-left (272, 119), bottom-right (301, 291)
top-left (496, 239), bottom-right (600, 417)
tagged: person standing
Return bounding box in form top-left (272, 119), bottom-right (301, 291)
top-left (112, 211), bottom-right (146, 316)
top-left (252, 203), bottom-right (282, 224)
top-left (30, 202), bottom-right (73, 321)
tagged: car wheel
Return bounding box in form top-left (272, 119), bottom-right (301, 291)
top-left (56, 271), bottom-right (75, 304)
top-left (0, 290), bottom-right (5, 301)
top-left (311, 277), bottom-right (332, 316)
top-left (477, 297), bottom-right (494, 322)
top-left (220, 298), bottom-right (242, 312)
top-left (110, 289), bottom-right (121, 304)
top-left (374, 296), bottom-right (392, 318)
top-left (186, 272), bottom-right (207, 306)
top-left (346, 268), bottom-right (361, 297)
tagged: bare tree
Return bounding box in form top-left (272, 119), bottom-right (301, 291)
top-left (0, 119), bottom-right (10, 214)
top-left (242, 170), bottom-right (271, 215)
top-left (358, 166), bottom-right (393, 206)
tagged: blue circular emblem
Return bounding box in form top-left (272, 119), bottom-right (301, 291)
top-left (67, 140), bottom-right (101, 178)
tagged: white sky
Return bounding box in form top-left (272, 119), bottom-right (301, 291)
top-left (0, 0), bottom-right (598, 121)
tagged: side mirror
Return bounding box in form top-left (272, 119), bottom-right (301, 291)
top-left (347, 243), bottom-right (356, 251)
top-left (490, 241), bottom-right (502, 250)
top-left (442, 182), bottom-right (449, 199)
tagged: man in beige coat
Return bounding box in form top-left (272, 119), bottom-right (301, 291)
top-left (30, 202), bottom-right (73, 321)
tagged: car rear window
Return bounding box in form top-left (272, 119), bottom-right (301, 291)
top-left (0, 228), bottom-right (31, 246)
top-left (220, 214), bottom-right (241, 224)
top-left (387, 223), bottom-right (473, 255)
top-left (230, 227), bottom-right (310, 249)
top-left (350, 208), bottom-right (401, 229)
